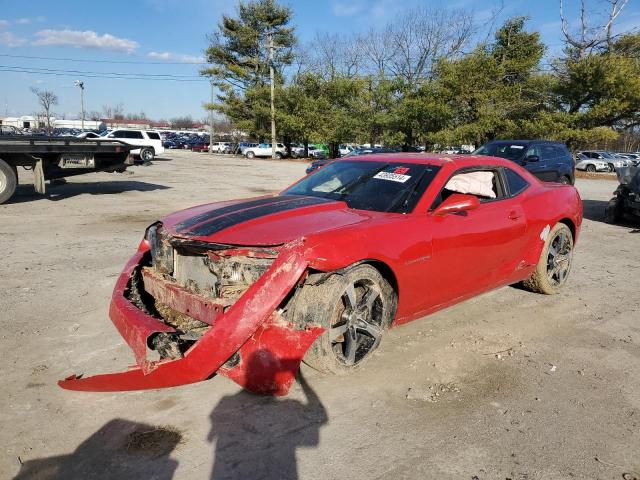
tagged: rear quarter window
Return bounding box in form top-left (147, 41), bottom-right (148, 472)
top-left (128, 131), bottom-right (144, 139)
top-left (147, 132), bottom-right (160, 140)
top-left (504, 168), bottom-right (529, 196)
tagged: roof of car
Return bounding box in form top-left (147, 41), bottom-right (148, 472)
top-left (335, 152), bottom-right (515, 168)
top-left (487, 139), bottom-right (566, 145)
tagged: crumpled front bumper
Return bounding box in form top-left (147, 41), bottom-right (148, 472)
top-left (58, 241), bottom-right (324, 396)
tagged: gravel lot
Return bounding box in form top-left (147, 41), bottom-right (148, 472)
top-left (1, 150), bottom-right (639, 480)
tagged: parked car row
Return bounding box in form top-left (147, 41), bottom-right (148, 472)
top-left (575, 151), bottom-right (640, 172)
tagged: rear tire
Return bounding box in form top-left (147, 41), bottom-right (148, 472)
top-left (560, 175), bottom-right (571, 185)
top-left (140, 148), bottom-right (154, 162)
top-left (522, 223), bottom-right (574, 295)
top-left (246, 151), bottom-right (255, 159)
top-left (0, 159), bottom-right (17, 205)
top-left (288, 264), bottom-right (396, 375)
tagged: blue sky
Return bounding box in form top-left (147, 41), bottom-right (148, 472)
top-left (1, 0), bottom-right (638, 121)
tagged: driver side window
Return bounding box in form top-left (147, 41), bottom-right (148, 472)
top-left (431, 169), bottom-right (505, 209)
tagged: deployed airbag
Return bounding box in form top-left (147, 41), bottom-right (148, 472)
top-left (445, 171), bottom-right (496, 198)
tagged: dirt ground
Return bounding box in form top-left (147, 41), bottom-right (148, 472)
top-left (1, 150), bottom-right (639, 480)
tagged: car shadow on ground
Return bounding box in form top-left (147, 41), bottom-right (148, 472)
top-left (582, 199), bottom-right (640, 228)
top-left (10, 180), bottom-right (170, 203)
top-left (12, 353), bottom-right (327, 480)
top-left (582, 199), bottom-right (609, 222)
top-left (207, 353), bottom-right (328, 480)
top-left (12, 419), bottom-right (181, 480)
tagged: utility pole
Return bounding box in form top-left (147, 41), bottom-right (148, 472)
top-left (209, 79), bottom-right (215, 154)
top-left (74, 80), bottom-right (85, 131)
top-left (268, 31), bottom-right (277, 160)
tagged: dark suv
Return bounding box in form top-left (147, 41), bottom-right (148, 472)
top-left (474, 140), bottom-right (574, 184)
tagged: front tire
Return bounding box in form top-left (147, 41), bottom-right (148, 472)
top-left (275, 152), bottom-right (283, 159)
top-left (607, 163), bottom-right (615, 173)
top-left (0, 159), bottom-right (17, 204)
top-left (289, 265), bottom-right (396, 374)
top-left (586, 164), bottom-right (596, 173)
top-left (523, 223), bottom-right (574, 295)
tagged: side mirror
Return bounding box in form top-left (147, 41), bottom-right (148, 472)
top-left (525, 155), bottom-right (539, 162)
top-left (432, 193), bottom-right (480, 217)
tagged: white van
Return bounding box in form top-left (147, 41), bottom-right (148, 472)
top-left (100, 129), bottom-right (165, 161)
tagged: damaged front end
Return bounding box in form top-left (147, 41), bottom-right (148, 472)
top-left (59, 224), bottom-right (324, 395)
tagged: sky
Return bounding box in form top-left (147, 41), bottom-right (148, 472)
top-left (1, 0), bottom-right (639, 121)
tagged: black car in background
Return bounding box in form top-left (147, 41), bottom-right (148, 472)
top-left (474, 140), bottom-right (575, 184)
top-left (305, 147), bottom-right (400, 174)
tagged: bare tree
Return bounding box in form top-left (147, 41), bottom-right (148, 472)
top-left (359, 27), bottom-right (396, 77)
top-left (170, 116), bottom-right (195, 129)
top-left (30, 87), bottom-right (58, 135)
top-left (560, 0), bottom-right (629, 58)
top-left (87, 111), bottom-right (102, 121)
top-left (307, 33), bottom-right (364, 79)
top-left (386, 7), bottom-right (474, 86)
top-left (101, 103), bottom-right (124, 119)
top-left (304, 6), bottom-right (473, 83)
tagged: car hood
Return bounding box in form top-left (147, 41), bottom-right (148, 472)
top-left (162, 195), bottom-right (371, 245)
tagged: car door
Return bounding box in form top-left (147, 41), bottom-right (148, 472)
top-left (539, 145), bottom-right (561, 181)
top-left (522, 145), bottom-right (553, 181)
top-left (422, 168), bottom-right (528, 310)
top-left (126, 130), bottom-right (145, 148)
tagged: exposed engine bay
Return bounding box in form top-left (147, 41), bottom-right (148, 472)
top-left (130, 224), bottom-right (278, 360)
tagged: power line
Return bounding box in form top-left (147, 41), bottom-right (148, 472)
top-left (0, 67), bottom-right (208, 82)
top-left (0, 63), bottom-right (202, 78)
top-left (0, 52), bottom-right (207, 65)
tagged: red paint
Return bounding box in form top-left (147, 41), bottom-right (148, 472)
top-left (59, 154), bottom-right (582, 395)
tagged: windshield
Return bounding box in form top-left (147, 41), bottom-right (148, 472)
top-left (474, 142), bottom-right (527, 161)
top-left (283, 160), bottom-right (440, 213)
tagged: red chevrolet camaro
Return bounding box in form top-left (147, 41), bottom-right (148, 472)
top-left (60, 154), bottom-right (582, 395)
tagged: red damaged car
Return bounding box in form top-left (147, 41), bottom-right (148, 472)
top-left (60, 154), bottom-right (582, 395)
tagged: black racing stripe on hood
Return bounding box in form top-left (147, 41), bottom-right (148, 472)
top-left (183, 195), bottom-right (335, 237)
top-left (174, 196), bottom-right (295, 233)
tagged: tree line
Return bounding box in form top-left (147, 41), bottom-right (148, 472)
top-left (202, 0), bottom-right (640, 156)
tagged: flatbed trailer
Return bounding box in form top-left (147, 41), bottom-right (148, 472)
top-left (0, 135), bottom-right (133, 204)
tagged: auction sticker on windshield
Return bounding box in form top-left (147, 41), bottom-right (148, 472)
top-left (374, 171), bottom-right (411, 183)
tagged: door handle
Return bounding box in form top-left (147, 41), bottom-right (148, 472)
top-left (508, 211), bottom-right (521, 220)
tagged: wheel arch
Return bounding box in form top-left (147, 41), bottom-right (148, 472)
top-left (558, 217), bottom-right (576, 241)
top-left (356, 259), bottom-right (399, 300)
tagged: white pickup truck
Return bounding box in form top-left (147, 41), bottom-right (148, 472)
top-left (244, 143), bottom-right (287, 159)
top-left (98, 129), bottom-right (165, 161)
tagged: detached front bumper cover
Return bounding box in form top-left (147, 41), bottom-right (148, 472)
top-left (59, 241), bottom-right (324, 396)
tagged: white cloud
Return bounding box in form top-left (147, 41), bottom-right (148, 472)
top-left (0, 31), bottom-right (27, 47)
top-left (331, 0), bottom-right (366, 16)
top-left (16, 18), bottom-right (31, 25)
top-left (0, 19), bottom-right (9, 28)
top-left (148, 51), bottom-right (172, 60)
top-left (33, 29), bottom-right (139, 53)
top-left (148, 51), bottom-right (204, 63)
